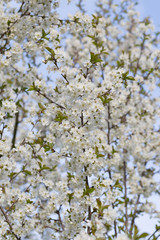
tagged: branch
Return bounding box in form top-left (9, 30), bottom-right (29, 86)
top-left (129, 194), bottom-right (140, 235)
top-left (80, 110), bottom-right (84, 126)
top-left (107, 103), bottom-right (112, 178)
top-left (107, 102), bottom-right (117, 237)
top-left (81, 111), bottom-right (92, 235)
top-left (84, 168), bottom-right (92, 235)
top-left (147, 228), bottom-right (160, 240)
top-left (76, 0), bottom-right (86, 14)
top-left (6, 184), bottom-right (31, 214)
top-left (51, 57), bottom-right (69, 84)
top-left (11, 111), bottom-right (19, 149)
top-left (18, 1), bottom-right (25, 13)
top-left (44, 225), bottom-right (62, 232)
top-left (123, 160), bottom-right (128, 233)
top-left (0, 7), bottom-right (29, 39)
top-left (55, 205), bottom-right (65, 231)
top-left (0, 205), bottom-right (21, 240)
top-left (37, 90), bottom-right (66, 109)
top-left (6, 199), bottom-right (18, 214)
top-left (0, 122), bottom-right (5, 140)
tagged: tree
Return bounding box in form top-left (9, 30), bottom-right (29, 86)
top-left (0, 0), bottom-right (160, 239)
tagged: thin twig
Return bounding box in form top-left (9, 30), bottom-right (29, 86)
top-left (0, 206), bottom-right (21, 239)
top-left (84, 168), bottom-right (92, 235)
top-left (6, 184), bottom-right (31, 214)
top-left (50, 57), bottom-right (69, 84)
top-left (11, 111), bottom-right (19, 149)
top-left (129, 194), bottom-right (140, 235)
top-left (44, 225), bottom-right (62, 232)
top-left (37, 90), bottom-right (66, 109)
top-left (107, 102), bottom-right (117, 237)
top-left (6, 199), bottom-right (18, 214)
top-left (123, 160), bottom-right (128, 232)
top-left (80, 110), bottom-right (84, 126)
top-left (0, 122), bottom-right (5, 140)
top-left (0, 7), bottom-right (29, 39)
top-left (56, 205), bottom-right (65, 231)
top-left (147, 228), bottom-right (160, 240)
top-left (81, 110), bottom-right (92, 235)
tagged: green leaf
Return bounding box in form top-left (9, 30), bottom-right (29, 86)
top-left (51, 165), bottom-right (57, 171)
top-left (112, 146), bottom-right (118, 154)
top-left (16, 99), bottom-right (22, 107)
top-left (34, 137), bottom-right (43, 145)
top-left (42, 28), bottom-right (49, 39)
top-left (88, 35), bottom-right (95, 40)
top-left (42, 28), bottom-right (46, 38)
top-left (122, 71), bottom-right (135, 87)
top-left (23, 169), bottom-right (32, 176)
top-left (54, 86), bottom-right (60, 93)
top-left (54, 111), bottom-right (68, 123)
top-left (96, 198), bottom-right (102, 209)
top-left (55, 36), bottom-right (60, 43)
top-left (37, 155), bottom-right (43, 162)
top-left (97, 153), bottom-right (105, 158)
top-left (22, 166), bottom-right (32, 176)
top-left (122, 71), bottom-right (129, 80)
top-left (28, 83), bottom-right (37, 91)
top-left (102, 205), bottom-right (109, 211)
top-left (134, 225), bottom-right (139, 239)
top-left (13, 88), bottom-right (19, 93)
top-left (45, 47), bottom-right (55, 57)
top-left (82, 187), bottom-right (95, 197)
top-left (38, 102), bottom-right (45, 110)
top-left (144, 17), bottom-right (150, 25)
top-left (95, 146), bottom-right (104, 158)
top-left (38, 162), bottom-right (42, 168)
top-left (7, 20), bottom-right (11, 26)
top-left (99, 96), bottom-right (112, 105)
top-left (40, 165), bottom-right (50, 170)
top-left (38, 162), bottom-right (56, 172)
top-left (96, 238), bottom-right (105, 240)
top-left (93, 40), bottom-right (104, 48)
top-left (126, 76), bottom-right (135, 80)
top-left (8, 172), bottom-right (17, 179)
top-left (67, 192), bottom-right (74, 204)
top-left (118, 217), bottom-right (124, 223)
top-left (114, 180), bottom-right (123, 191)
top-left (26, 199), bottom-right (33, 204)
top-left (95, 146), bottom-right (99, 154)
top-left (156, 225), bottom-right (160, 231)
top-left (73, 16), bottom-right (80, 24)
top-left (117, 60), bottom-right (124, 68)
top-left (90, 52), bottom-right (102, 64)
top-left (67, 172), bottom-right (75, 181)
top-left (0, 84), bottom-right (6, 90)
top-left (138, 233), bottom-right (149, 239)
top-left (6, 113), bottom-right (13, 119)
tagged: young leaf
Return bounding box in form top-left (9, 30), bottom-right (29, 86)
top-left (90, 52), bottom-right (102, 64)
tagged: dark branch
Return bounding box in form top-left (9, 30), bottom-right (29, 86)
top-left (0, 205), bottom-right (21, 240)
top-left (11, 111), bottom-right (19, 149)
top-left (37, 90), bottom-right (66, 109)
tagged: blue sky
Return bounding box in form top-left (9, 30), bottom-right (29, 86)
top-left (59, 0), bottom-right (160, 30)
top-left (137, 0), bottom-right (160, 29)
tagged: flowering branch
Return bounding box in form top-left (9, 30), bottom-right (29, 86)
top-left (0, 206), bottom-right (21, 240)
top-left (36, 89), bottom-right (66, 109)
